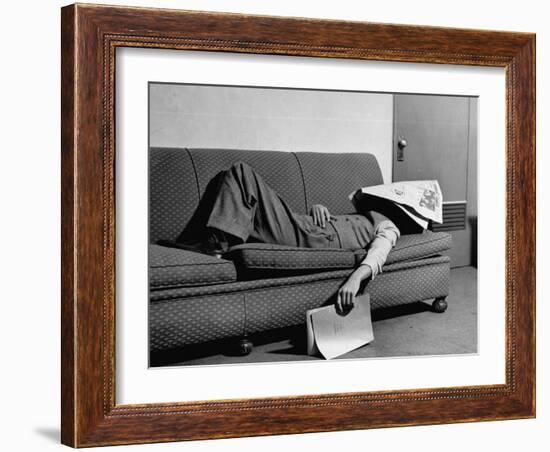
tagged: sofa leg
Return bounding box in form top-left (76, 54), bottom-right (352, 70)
top-left (237, 336), bottom-right (254, 356)
top-left (432, 297), bottom-right (448, 313)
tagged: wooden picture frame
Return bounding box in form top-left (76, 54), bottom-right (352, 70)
top-left (61, 3), bottom-right (536, 447)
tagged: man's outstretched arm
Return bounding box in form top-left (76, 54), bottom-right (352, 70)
top-left (337, 217), bottom-right (400, 311)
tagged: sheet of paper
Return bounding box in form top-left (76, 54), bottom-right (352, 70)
top-left (395, 203), bottom-right (429, 229)
top-left (307, 294), bottom-right (374, 360)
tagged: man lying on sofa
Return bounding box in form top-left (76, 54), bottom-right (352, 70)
top-left (163, 161), bottom-right (400, 313)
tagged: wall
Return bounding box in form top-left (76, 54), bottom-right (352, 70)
top-left (1, 1), bottom-right (546, 452)
top-left (150, 83), bottom-right (394, 183)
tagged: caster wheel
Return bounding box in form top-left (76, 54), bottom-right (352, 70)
top-left (237, 338), bottom-right (254, 355)
top-left (432, 297), bottom-right (448, 313)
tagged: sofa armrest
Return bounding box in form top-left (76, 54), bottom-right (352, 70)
top-left (150, 244), bottom-right (237, 290)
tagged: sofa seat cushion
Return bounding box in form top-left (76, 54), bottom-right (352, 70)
top-left (225, 231), bottom-right (450, 277)
top-left (224, 243), bottom-right (355, 272)
top-left (354, 231), bottom-right (452, 265)
top-left (150, 245), bottom-right (237, 289)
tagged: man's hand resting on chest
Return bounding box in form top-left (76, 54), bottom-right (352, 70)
top-left (310, 204), bottom-right (331, 228)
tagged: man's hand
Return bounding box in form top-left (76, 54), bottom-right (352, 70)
top-left (337, 275), bottom-right (361, 312)
top-left (336, 265), bottom-right (373, 312)
top-left (310, 204), bottom-right (331, 228)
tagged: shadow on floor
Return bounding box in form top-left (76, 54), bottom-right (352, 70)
top-left (151, 324), bottom-right (306, 366)
top-left (371, 301), bottom-right (431, 321)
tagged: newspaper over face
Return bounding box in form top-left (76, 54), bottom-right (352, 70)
top-left (350, 180), bottom-right (443, 227)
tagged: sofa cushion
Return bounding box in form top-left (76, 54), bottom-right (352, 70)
top-left (354, 231), bottom-right (452, 265)
top-left (224, 243), bottom-right (355, 271)
top-left (150, 245), bottom-right (237, 289)
top-left (224, 231), bottom-right (450, 277)
top-left (295, 152), bottom-right (383, 215)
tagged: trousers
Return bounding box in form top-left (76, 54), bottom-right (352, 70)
top-left (206, 161), bottom-right (375, 250)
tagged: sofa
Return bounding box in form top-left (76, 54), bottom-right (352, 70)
top-left (149, 147), bottom-right (452, 359)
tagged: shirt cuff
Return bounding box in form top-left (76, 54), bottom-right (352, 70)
top-left (359, 221), bottom-right (400, 280)
top-left (360, 261), bottom-right (382, 280)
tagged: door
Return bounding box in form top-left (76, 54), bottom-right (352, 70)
top-left (392, 94), bottom-right (477, 268)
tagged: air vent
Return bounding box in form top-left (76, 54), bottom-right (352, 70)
top-left (431, 201), bottom-right (467, 232)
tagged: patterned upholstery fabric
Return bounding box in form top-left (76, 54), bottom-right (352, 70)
top-left (150, 293), bottom-right (245, 352)
top-left (223, 231), bottom-right (451, 275)
top-left (149, 255), bottom-right (448, 302)
top-left (150, 245), bottom-right (236, 289)
top-left (224, 243), bottom-right (354, 270)
top-left (149, 148), bottom-right (200, 243)
top-left (188, 148), bottom-right (307, 214)
top-left (354, 231), bottom-right (452, 266)
top-left (149, 256), bottom-right (450, 350)
top-left (245, 279), bottom-right (342, 333)
top-left (150, 268), bottom-right (354, 301)
top-left (368, 257), bottom-right (449, 309)
top-left (295, 152), bottom-right (383, 215)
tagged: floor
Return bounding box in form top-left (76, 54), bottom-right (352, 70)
top-left (151, 266), bottom-right (477, 367)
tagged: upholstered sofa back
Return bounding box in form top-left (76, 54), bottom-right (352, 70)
top-left (149, 147), bottom-right (384, 243)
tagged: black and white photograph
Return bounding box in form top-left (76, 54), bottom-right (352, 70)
top-left (148, 83), bottom-right (478, 367)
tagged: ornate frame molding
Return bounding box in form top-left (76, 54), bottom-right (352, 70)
top-left (61, 4), bottom-right (535, 447)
